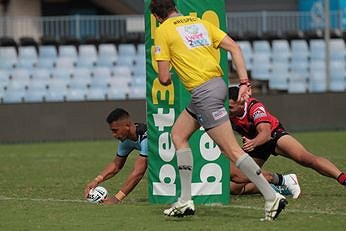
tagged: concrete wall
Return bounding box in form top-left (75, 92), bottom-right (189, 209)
top-left (0, 93), bottom-right (345, 143)
top-left (0, 99), bottom-right (146, 143)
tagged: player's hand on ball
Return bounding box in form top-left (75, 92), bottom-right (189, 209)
top-left (86, 186), bottom-right (108, 203)
top-left (84, 181), bottom-right (99, 198)
top-left (102, 196), bottom-right (120, 205)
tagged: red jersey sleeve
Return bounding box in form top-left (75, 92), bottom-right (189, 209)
top-left (248, 101), bottom-right (271, 127)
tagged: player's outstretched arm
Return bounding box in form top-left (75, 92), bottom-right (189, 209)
top-left (103, 156), bottom-right (147, 204)
top-left (219, 36), bottom-right (249, 102)
top-left (83, 156), bottom-right (126, 198)
top-left (242, 123), bottom-right (272, 152)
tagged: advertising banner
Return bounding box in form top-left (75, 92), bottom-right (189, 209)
top-left (145, 0), bottom-right (230, 204)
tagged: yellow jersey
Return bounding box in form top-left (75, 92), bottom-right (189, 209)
top-left (154, 15), bottom-right (227, 91)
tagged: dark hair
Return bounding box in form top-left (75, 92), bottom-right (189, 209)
top-left (149, 0), bottom-right (176, 19)
top-left (106, 108), bottom-right (130, 124)
top-left (228, 86), bottom-right (239, 101)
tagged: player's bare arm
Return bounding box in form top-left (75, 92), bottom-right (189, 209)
top-left (219, 35), bottom-right (249, 102)
top-left (84, 156), bottom-right (126, 198)
top-left (103, 156), bottom-right (147, 204)
top-left (243, 123), bottom-right (272, 152)
top-left (157, 60), bottom-right (171, 85)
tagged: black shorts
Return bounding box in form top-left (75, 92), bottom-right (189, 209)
top-left (247, 124), bottom-right (289, 161)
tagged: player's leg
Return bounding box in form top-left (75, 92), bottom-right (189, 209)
top-left (276, 135), bottom-right (346, 185)
top-left (207, 121), bottom-right (287, 220)
top-left (230, 160), bottom-right (291, 195)
top-left (164, 109), bottom-right (199, 217)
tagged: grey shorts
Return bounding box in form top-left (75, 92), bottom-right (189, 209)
top-left (186, 77), bottom-right (229, 130)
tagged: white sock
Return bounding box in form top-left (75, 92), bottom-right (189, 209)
top-left (176, 148), bottom-right (193, 202)
top-left (236, 153), bottom-right (276, 201)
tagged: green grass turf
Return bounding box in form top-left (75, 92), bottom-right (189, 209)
top-left (0, 131), bottom-right (345, 230)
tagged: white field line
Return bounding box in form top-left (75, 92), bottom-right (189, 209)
top-left (1, 196), bottom-right (345, 216)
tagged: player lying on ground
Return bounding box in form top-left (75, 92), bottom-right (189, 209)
top-left (83, 108), bottom-right (147, 204)
top-left (228, 86), bottom-right (346, 197)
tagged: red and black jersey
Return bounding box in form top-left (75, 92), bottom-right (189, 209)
top-left (230, 98), bottom-right (280, 139)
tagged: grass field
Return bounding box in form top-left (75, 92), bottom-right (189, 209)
top-left (0, 130), bottom-right (345, 231)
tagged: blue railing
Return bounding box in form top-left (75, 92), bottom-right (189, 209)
top-left (0, 10), bottom-right (344, 41)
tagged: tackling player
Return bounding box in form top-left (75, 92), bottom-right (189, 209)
top-left (83, 108), bottom-right (147, 204)
top-left (228, 86), bottom-right (346, 196)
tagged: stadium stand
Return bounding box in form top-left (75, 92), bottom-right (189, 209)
top-left (2, 28), bottom-right (346, 104)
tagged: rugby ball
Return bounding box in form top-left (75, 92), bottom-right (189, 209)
top-left (87, 186), bottom-right (108, 203)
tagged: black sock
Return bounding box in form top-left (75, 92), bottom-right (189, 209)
top-left (272, 173), bottom-right (284, 185)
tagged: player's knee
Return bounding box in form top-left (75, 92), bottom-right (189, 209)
top-left (170, 130), bottom-right (189, 147)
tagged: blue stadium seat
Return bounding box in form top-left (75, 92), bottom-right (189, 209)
top-left (10, 69), bottom-right (31, 82)
top-left (79, 44), bottom-right (97, 57)
top-left (37, 45), bottom-right (57, 69)
top-left (25, 81), bottom-right (48, 103)
top-left (0, 70), bottom-right (10, 93)
top-left (133, 64), bottom-right (146, 76)
top-left (269, 63), bottom-right (289, 90)
top-left (0, 69), bottom-right (10, 82)
top-left (39, 45), bottom-right (58, 58)
top-left (290, 59), bottom-right (309, 75)
top-left (131, 75), bottom-right (146, 89)
top-left (271, 40), bottom-right (290, 63)
top-left (96, 44), bottom-right (117, 67)
top-left (309, 39), bottom-right (325, 61)
top-left (46, 79), bottom-right (67, 102)
top-left (52, 68), bottom-right (73, 80)
top-left (36, 58), bottom-right (56, 69)
top-left (99, 44), bottom-right (117, 57)
top-left (65, 89), bottom-right (86, 101)
top-left (330, 72), bottom-right (345, 92)
top-left (253, 40), bottom-right (271, 54)
top-left (136, 43), bottom-right (145, 56)
top-left (308, 71), bottom-right (327, 93)
top-left (85, 88), bottom-right (106, 101)
top-left (0, 47), bottom-right (18, 69)
top-left (309, 60), bottom-right (326, 72)
top-left (18, 46), bottom-right (37, 59)
top-left (59, 45), bottom-right (78, 58)
top-left (92, 67), bottom-right (112, 79)
top-left (109, 77), bottom-right (130, 89)
top-left (106, 89), bottom-right (127, 100)
top-left (76, 44), bottom-right (97, 67)
top-left (17, 46), bottom-right (38, 69)
top-left (2, 90), bottom-right (25, 103)
top-left (55, 57), bottom-right (76, 69)
top-left (128, 86), bottom-right (146, 99)
top-left (118, 44), bottom-right (136, 56)
top-left (134, 54), bottom-right (145, 66)
top-left (288, 73), bottom-right (307, 94)
top-left (16, 59), bottom-right (37, 69)
top-left (31, 68), bottom-right (52, 81)
top-left (112, 65), bottom-right (132, 78)
top-left (251, 53), bottom-right (271, 80)
top-left (330, 39), bottom-right (345, 61)
top-left (238, 41), bottom-right (253, 70)
top-left (290, 40), bottom-right (309, 61)
top-left (116, 56), bottom-right (135, 66)
top-left (69, 68), bottom-right (92, 90)
top-left (89, 76), bottom-right (109, 90)
top-left (76, 56), bottom-right (96, 67)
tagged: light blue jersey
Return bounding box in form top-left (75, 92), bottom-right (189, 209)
top-left (117, 123), bottom-right (147, 158)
